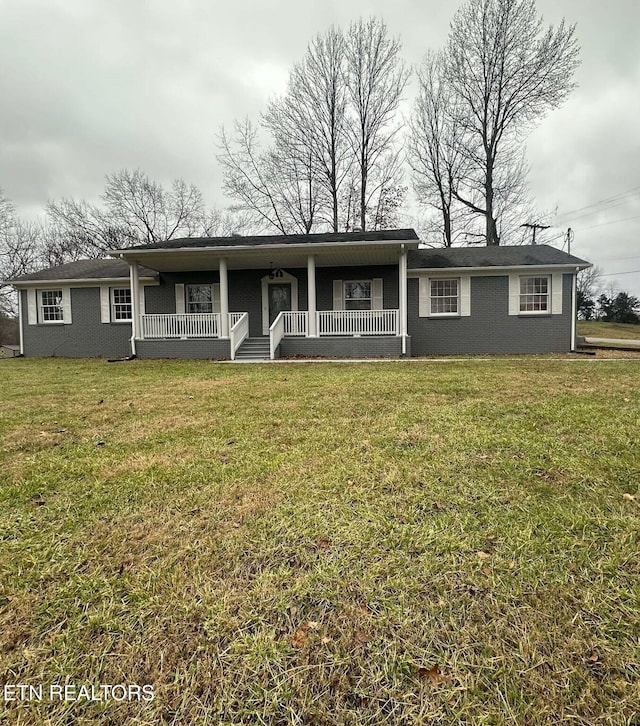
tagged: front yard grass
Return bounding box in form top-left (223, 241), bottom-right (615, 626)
top-left (0, 358), bottom-right (638, 725)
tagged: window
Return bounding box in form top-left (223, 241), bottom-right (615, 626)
top-left (519, 276), bottom-right (549, 313)
top-left (430, 278), bottom-right (459, 315)
top-left (40, 290), bottom-right (63, 322)
top-left (344, 281), bottom-right (371, 311)
top-left (186, 285), bottom-right (213, 313)
top-left (111, 288), bottom-right (132, 321)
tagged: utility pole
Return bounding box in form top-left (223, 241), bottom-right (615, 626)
top-left (520, 222), bottom-right (551, 245)
top-left (565, 227), bottom-right (574, 255)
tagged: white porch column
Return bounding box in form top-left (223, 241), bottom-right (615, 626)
top-left (129, 262), bottom-right (142, 355)
top-left (219, 257), bottom-right (229, 337)
top-left (399, 245), bottom-right (408, 355)
top-left (307, 254), bottom-right (317, 337)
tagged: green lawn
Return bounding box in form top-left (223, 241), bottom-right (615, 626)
top-left (0, 358), bottom-right (638, 725)
top-left (578, 320), bottom-right (640, 340)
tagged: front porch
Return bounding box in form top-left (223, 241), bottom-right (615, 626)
top-left (117, 229), bottom-right (418, 360)
top-left (135, 309), bottom-right (402, 360)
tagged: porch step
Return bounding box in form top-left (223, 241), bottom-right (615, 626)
top-left (235, 337), bottom-right (270, 361)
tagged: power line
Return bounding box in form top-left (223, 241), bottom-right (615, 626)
top-left (553, 184), bottom-right (640, 221)
top-left (574, 214), bottom-right (640, 231)
top-left (598, 269), bottom-right (640, 277)
top-left (557, 197), bottom-right (640, 224)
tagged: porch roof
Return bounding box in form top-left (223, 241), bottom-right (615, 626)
top-left (120, 229), bottom-right (419, 251)
top-left (110, 229), bottom-right (420, 272)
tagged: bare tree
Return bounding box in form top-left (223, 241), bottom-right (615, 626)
top-left (46, 198), bottom-right (135, 257)
top-left (446, 0), bottom-right (579, 244)
top-left (345, 18), bottom-right (409, 231)
top-left (0, 191), bottom-right (45, 317)
top-left (218, 119), bottom-right (322, 234)
top-left (102, 169), bottom-right (206, 244)
top-left (221, 20), bottom-right (409, 234)
top-left (48, 169), bottom-right (227, 256)
top-left (263, 26), bottom-right (348, 232)
top-left (409, 51), bottom-right (468, 246)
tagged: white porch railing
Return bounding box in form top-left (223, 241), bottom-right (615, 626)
top-left (269, 311), bottom-right (286, 360)
top-left (141, 313), bottom-right (221, 339)
top-left (229, 312), bottom-right (249, 360)
top-left (318, 310), bottom-right (398, 336)
top-left (283, 311), bottom-right (307, 336)
top-left (229, 312), bottom-right (245, 327)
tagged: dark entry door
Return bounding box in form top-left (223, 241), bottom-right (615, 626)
top-left (269, 283), bottom-right (292, 324)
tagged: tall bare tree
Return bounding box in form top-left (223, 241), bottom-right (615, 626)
top-left (345, 18), bottom-right (409, 231)
top-left (445, 0), bottom-right (579, 244)
top-left (220, 19), bottom-right (409, 234)
top-left (262, 26), bottom-right (348, 232)
top-left (409, 51), bottom-right (469, 246)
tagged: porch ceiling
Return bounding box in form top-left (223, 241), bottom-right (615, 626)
top-left (113, 242), bottom-right (417, 272)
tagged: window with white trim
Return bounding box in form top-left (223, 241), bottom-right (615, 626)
top-left (111, 287), bottom-right (132, 321)
top-left (519, 276), bottom-right (549, 313)
top-left (39, 290), bottom-right (63, 322)
top-left (186, 284), bottom-right (213, 313)
top-left (430, 278), bottom-right (459, 315)
top-left (344, 281), bottom-right (371, 310)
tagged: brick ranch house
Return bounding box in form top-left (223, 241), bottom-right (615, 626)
top-left (9, 229), bottom-right (590, 360)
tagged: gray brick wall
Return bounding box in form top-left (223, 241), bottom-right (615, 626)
top-left (21, 288), bottom-right (132, 358)
top-left (279, 336), bottom-right (406, 358)
top-left (407, 273), bottom-right (574, 355)
top-left (136, 339), bottom-right (230, 359)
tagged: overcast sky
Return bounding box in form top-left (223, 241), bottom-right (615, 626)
top-left (1, 0), bottom-right (638, 295)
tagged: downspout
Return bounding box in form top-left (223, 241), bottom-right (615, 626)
top-left (129, 262), bottom-right (138, 357)
top-left (571, 266), bottom-right (578, 351)
top-left (399, 243), bottom-right (408, 356)
top-left (17, 288), bottom-right (24, 355)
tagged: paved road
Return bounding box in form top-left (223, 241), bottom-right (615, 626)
top-left (585, 337), bottom-right (640, 347)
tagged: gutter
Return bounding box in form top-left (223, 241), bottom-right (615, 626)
top-left (407, 263), bottom-right (591, 275)
top-left (108, 238), bottom-right (421, 257)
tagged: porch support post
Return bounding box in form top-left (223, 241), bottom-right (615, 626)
top-left (219, 257), bottom-right (229, 337)
top-left (307, 254), bottom-right (317, 337)
top-left (129, 261), bottom-right (142, 355)
top-left (399, 244), bottom-right (407, 355)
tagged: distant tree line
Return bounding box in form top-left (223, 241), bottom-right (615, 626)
top-left (577, 267), bottom-right (639, 324)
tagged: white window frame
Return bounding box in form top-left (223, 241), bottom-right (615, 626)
top-left (419, 275), bottom-right (470, 318)
top-left (429, 278), bottom-right (460, 316)
top-left (39, 289), bottom-right (64, 323)
top-left (519, 275), bottom-right (550, 314)
top-left (343, 280), bottom-right (372, 311)
top-left (110, 287), bottom-right (132, 321)
top-left (186, 284), bottom-right (214, 314)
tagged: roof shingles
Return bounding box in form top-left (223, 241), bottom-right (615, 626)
top-left (10, 259), bottom-right (157, 283)
top-left (408, 244), bottom-right (590, 269)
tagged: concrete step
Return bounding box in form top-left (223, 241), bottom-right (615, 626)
top-left (235, 337), bottom-right (270, 360)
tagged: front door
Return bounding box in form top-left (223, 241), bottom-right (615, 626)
top-left (268, 283), bottom-right (292, 325)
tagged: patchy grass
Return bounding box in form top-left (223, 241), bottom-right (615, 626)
top-left (578, 321), bottom-right (640, 340)
top-left (0, 358), bottom-right (638, 725)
